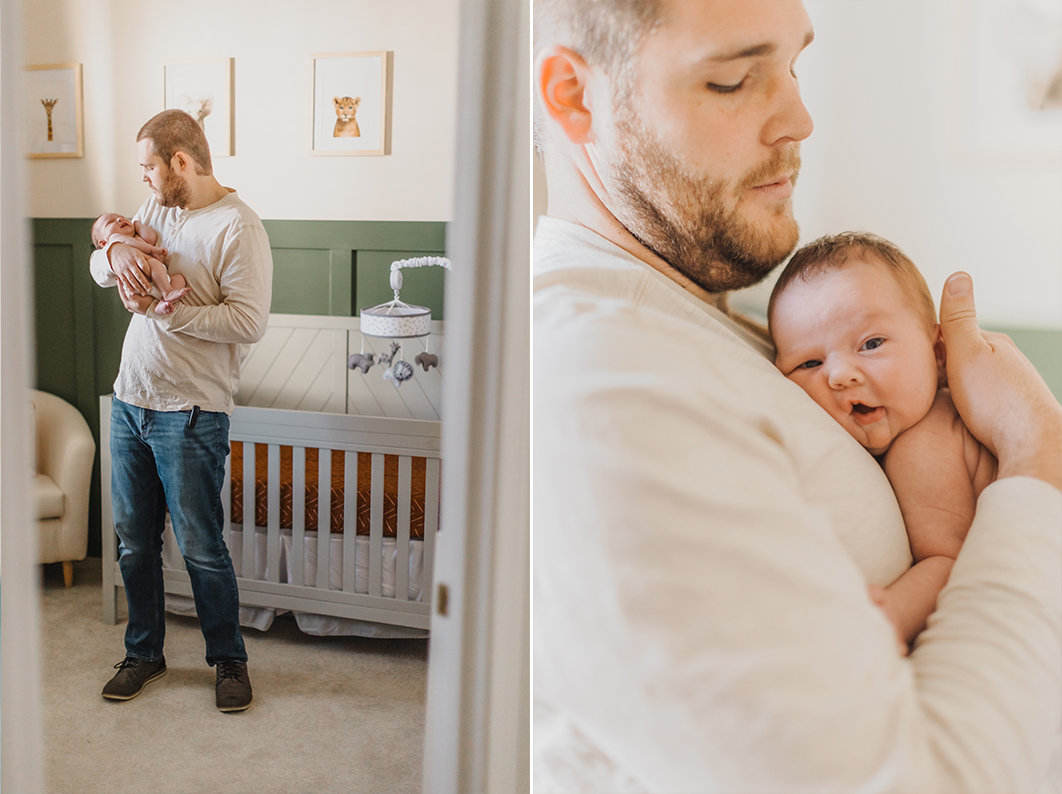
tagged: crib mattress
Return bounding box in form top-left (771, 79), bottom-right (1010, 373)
top-left (229, 442), bottom-right (426, 538)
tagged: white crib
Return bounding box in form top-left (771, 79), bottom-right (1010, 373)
top-left (100, 314), bottom-right (443, 634)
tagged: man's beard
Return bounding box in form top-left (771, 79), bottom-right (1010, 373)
top-left (609, 105), bottom-right (802, 293)
top-left (154, 167), bottom-right (190, 208)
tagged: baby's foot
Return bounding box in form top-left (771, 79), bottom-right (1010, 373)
top-left (154, 300), bottom-right (175, 315)
top-left (161, 286), bottom-right (191, 304)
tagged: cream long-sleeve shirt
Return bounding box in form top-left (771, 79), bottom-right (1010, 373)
top-left (90, 191), bottom-right (273, 415)
top-left (533, 217), bottom-right (1062, 793)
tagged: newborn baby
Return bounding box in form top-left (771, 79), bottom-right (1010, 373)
top-left (91, 212), bottom-right (190, 314)
top-left (768, 232), bottom-right (997, 651)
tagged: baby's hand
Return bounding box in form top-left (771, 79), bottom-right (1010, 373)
top-left (107, 233), bottom-right (168, 263)
top-left (867, 584), bottom-right (909, 657)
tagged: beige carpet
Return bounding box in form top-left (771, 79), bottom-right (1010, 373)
top-left (39, 558), bottom-right (428, 794)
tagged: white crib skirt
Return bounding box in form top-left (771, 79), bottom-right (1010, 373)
top-left (160, 517), bottom-right (428, 638)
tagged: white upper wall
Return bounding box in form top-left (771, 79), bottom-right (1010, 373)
top-left (533, 0), bottom-right (1062, 329)
top-left (731, 0), bottom-right (1062, 328)
top-left (22, 0), bottom-right (460, 222)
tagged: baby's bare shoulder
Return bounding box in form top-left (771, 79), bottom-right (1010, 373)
top-left (887, 389), bottom-right (994, 490)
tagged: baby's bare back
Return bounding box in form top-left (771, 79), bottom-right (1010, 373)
top-left (883, 388), bottom-right (996, 561)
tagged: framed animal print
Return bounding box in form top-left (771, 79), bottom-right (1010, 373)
top-left (24, 63), bottom-right (83, 158)
top-left (311, 51), bottom-right (392, 156)
top-left (163, 58), bottom-right (234, 157)
top-left (963, 0), bottom-right (1062, 156)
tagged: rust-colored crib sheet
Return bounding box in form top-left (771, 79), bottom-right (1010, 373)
top-left (230, 443), bottom-right (426, 538)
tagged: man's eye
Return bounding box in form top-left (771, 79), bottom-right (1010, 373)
top-left (861, 338), bottom-right (884, 351)
top-left (797, 359), bottom-right (821, 370)
top-left (708, 80), bottom-right (745, 94)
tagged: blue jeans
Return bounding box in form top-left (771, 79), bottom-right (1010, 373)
top-left (110, 397), bottom-right (246, 665)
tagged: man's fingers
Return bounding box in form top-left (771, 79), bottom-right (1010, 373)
top-left (938, 272), bottom-right (985, 359)
top-left (134, 261), bottom-right (153, 292)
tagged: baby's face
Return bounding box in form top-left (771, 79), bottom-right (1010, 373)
top-left (93, 213), bottom-right (134, 248)
top-left (771, 260), bottom-right (943, 455)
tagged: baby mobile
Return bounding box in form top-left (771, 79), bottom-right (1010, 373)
top-left (349, 256), bottom-right (450, 387)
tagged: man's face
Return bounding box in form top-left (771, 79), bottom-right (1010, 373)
top-left (137, 139), bottom-right (190, 208)
top-left (596, 0), bottom-right (815, 291)
top-left (771, 261), bottom-right (943, 456)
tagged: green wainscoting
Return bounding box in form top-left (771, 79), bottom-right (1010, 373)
top-left (989, 326), bottom-right (1062, 404)
top-left (31, 217), bottom-right (447, 556)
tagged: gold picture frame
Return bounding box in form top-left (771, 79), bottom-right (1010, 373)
top-left (24, 63), bottom-right (84, 159)
top-left (311, 51), bottom-right (392, 156)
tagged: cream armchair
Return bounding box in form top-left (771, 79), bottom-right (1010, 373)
top-left (31, 389), bottom-right (95, 587)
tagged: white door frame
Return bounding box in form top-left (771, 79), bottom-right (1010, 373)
top-left (1, 0), bottom-right (46, 789)
top-left (422, 0), bottom-right (530, 791)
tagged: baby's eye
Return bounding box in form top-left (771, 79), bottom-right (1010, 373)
top-left (861, 338), bottom-right (885, 351)
top-left (796, 359), bottom-right (821, 370)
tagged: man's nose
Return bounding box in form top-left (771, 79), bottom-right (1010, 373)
top-left (763, 73), bottom-right (814, 146)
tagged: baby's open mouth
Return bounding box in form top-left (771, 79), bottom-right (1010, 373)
top-left (850, 402), bottom-right (885, 425)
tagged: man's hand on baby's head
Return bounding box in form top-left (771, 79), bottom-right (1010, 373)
top-left (939, 272), bottom-right (1062, 491)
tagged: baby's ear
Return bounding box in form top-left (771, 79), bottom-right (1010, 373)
top-left (932, 323), bottom-right (947, 386)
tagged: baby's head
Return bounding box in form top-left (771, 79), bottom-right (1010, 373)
top-left (768, 232), bottom-right (945, 456)
top-left (91, 213), bottom-right (134, 249)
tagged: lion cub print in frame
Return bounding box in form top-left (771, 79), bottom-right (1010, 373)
top-left (311, 52), bottom-right (392, 156)
top-left (333, 96), bottom-right (362, 137)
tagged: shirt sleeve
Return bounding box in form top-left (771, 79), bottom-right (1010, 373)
top-left (89, 245), bottom-right (117, 287)
top-left (149, 221), bottom-right (273, 345)
top-left (533, 306), bottom-right (1062, 793)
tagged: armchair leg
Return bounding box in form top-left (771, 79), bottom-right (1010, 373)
top-left (62, 560), bottom-right (74, 588)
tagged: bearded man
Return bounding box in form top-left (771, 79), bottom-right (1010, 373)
top-left (533, 1), bottom-right (1062, 791)
top-left (90, 109), bottom-right (273, 713)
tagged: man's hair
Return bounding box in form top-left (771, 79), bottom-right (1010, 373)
top-left (137, 109), bottom-right (212, 175)
top-left (767, 232), bottom-right (937, 333)
top-left (533, 0), bottom-right (664, 158)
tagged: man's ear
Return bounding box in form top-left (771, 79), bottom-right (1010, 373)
top-left (170, 151), bottom-right (192, 174)
top-left (537, 45), bottom-right (597, 145)
top-left (933, 323), bottom-right (947, 386)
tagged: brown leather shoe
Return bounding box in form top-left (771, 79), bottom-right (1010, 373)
top-left (215, 660), bottom-right (252, 712)
top-left (102, 656), bottom-right (167, 700)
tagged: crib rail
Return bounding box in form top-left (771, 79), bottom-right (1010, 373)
top-left (101, 396), bottom-right (441, 630)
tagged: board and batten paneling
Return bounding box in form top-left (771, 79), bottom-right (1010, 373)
top-left (236, 314), bottom-right (444, 421)
top-left (31, 216), bottom-right (447, 555)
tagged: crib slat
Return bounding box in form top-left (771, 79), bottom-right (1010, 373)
top-left (343, 450), bottom-right (357, 592)
top-left (317, 448), bottom-right (332, 589)
top-left (242, 442), bottom-right (256, 578)
top-left (368, 453), bottom-right (385, 598)
top-left (292, 447), bottom-right (306, 587)
top-left (422, 457), bottom-right (441, 602)
top-left (267, 444), bottom-right (280, 584)
top-left (396, 456), bottom-right (412, 601)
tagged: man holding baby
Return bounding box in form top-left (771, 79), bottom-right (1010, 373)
top-left (532, 0), bottom-right (1062, 791)
top-left (91, 109), bottom-right (273, 713)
